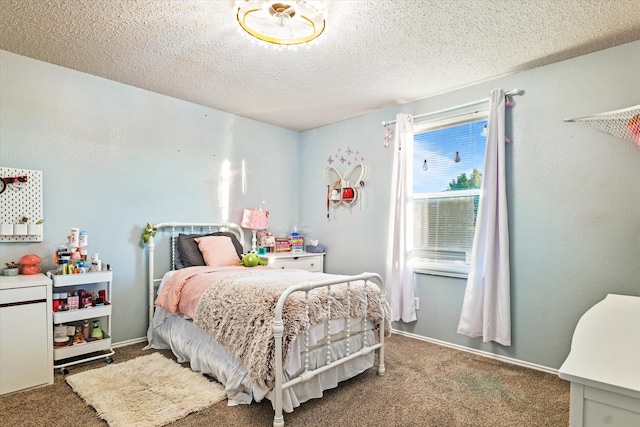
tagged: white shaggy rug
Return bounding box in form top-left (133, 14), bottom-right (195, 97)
top-left (66, 352), bottom-right (227, 427)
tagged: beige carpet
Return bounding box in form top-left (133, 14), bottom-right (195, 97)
top-left (65, 353), bottom-right (226, 427)
top-left (0, 335), bottom-right (569, 426)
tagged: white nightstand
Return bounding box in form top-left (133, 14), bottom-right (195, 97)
top-left (259, 252), bottom-right (325, 272)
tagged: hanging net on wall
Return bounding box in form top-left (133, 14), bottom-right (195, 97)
top-left (565, 104), bottom-right (640, 150)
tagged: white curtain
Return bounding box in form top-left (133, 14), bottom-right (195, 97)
top-left (457, 89), bottom-right (511, 346)
top-left (385, 113), bottom-right (417, 323)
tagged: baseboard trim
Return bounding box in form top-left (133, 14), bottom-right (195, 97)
top-left (112, 332), bottom-right (559, 376)
top-left (112, 337), bottom-right (147, 348)
top-left (390, 329), bottom-right (559, 375)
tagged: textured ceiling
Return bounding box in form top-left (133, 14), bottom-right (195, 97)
top-left (1, 0), bottom-right (640, 132)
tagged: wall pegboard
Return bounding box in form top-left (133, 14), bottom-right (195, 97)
top-left (0, 167), bottom-right (44, 242)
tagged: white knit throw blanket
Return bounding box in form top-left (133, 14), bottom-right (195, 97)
top-left (193, 269), bottom-right (390, 389)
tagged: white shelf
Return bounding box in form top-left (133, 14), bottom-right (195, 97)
top-left (54, 335), bottom-right (111, 361)
top-left (48, 270), bottom-right (112, 287)
top-left (53, 304), bottom-right (111, 323)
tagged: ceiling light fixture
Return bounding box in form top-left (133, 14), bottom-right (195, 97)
top-left (236, 0), bottom-right (326, 47)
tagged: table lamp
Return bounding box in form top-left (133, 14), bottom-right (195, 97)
top-left (19, 253), bottom-right (42, 275)
top-left (241, 208), bottom-right (269, 252)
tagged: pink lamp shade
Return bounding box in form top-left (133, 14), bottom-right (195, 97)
top-left (241, 209), bottom-right (269, 230)
top-left (19, 253), bottom-right (42, 275)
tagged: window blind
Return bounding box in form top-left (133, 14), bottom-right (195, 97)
top-left (412, 111), bottom-right (488, 276)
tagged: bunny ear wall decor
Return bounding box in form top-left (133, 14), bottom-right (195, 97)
top-left (324, 162), bottom-right (368, 220)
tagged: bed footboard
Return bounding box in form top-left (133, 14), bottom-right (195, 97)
top-left (272, 272), bottom-right (386, 427)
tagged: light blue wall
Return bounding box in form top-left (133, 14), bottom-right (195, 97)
top-left (300, 40), bottom-right (640, 370)
top-left (2, 40), bottom-right (639, 370)
top-left (0, 50), bottom-right (300, 343)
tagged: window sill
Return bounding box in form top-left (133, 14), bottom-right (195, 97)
top-left (413, 268), bottom-right (468, 279)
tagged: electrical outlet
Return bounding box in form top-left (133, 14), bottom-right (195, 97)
top-left (414, 297), bottom-right (420, 310)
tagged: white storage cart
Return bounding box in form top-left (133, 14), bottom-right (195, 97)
top-left (48, 270), bottom-right (114, 374)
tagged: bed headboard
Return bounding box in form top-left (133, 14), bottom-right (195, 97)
top-left (146, 222), bottom-right (245, 325)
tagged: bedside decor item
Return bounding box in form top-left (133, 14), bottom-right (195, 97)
top-left (240, 252), bottom-right (267, 267)
top-left (274, 237), bottom-right (291, 252)
top-left (241, 207), bottom-right (269, 253)
top-left (236, 0), bottom-right (326, 47)
top-left (65, 353), bottom-right (226, 427)
top-left (257, 230), bottom-right (276, 252)
top-left (19, 253), bottom-right (42, 275)
top-left (3, 262), bottom-right (19, 276)
top-left (289, 232), bottom-right (304, 252)
top-left (305, 243), bottom-right (325, 253)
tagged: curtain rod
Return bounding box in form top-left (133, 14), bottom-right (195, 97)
top-left (381, 88), bottom-right (524, 127)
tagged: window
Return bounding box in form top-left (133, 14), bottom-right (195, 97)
top-left (412, 110), bottom-right (488, 277)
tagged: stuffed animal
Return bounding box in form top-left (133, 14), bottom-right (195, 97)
top-left (142, 223), bottom-right (157, 244)
top-left (240, 252), bottom-right (267, 267)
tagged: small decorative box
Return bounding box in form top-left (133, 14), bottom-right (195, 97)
top-left (275, 238), bottom-right (291, 253)
top-left (289, 234), bottom-right (304, 252)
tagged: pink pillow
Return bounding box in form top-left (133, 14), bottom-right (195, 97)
top-left (195, 236), bottom-right (241, 267)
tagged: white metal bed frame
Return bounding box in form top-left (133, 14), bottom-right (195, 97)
top-left (146, 221), bottom-right (387, 427)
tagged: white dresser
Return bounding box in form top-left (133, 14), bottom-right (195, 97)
top-left (559, 294), bottom-right (640, 427)
top-left (0, 273), bottom-right (54, 395)
top-left (259, 252), bottom-right (325, 272)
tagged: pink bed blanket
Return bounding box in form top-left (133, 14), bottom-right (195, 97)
top-left (155, 265), bottom-right (271, 318)
top-left (155, 267), bottom-right (390, 389)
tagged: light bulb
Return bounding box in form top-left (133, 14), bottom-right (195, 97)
top-left (422, 159), bottom-right (428, 171)
top-left (454, 152), bottom-right (461, 163)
